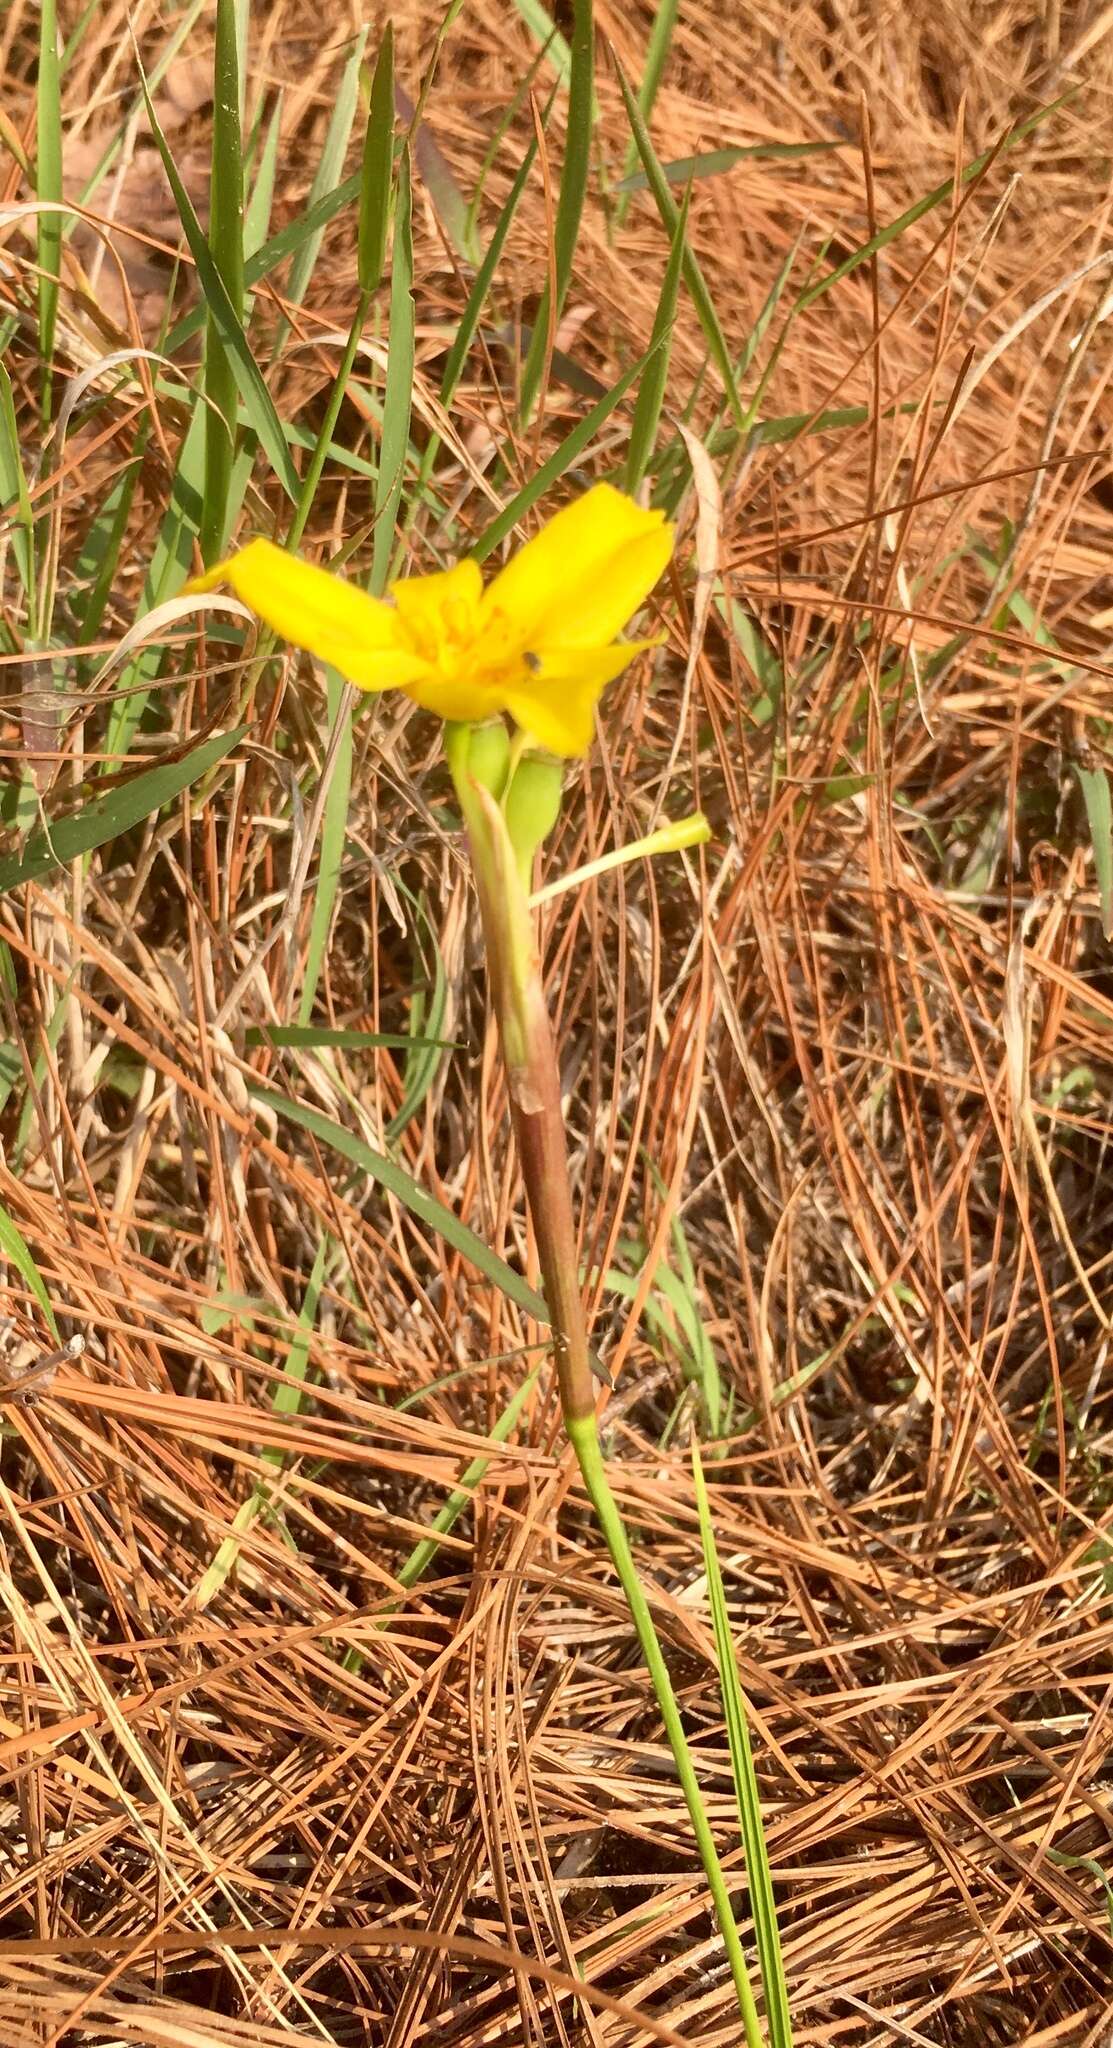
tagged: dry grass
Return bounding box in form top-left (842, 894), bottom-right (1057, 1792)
top-left (0, 0), bottom-right (1112, 2042)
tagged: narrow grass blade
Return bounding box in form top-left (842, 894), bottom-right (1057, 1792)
top-left (285, 33), bottom-right (367, 321)
top-left (288, 51), bottom-right (399, 548)
top-left (250, 176), bottom-right (358, 290)
top-left (288, 301), bottom-right (372, 550)
top-left (342, 1365), bottom-right (541, 1672)
top-left (653, 400), bottom-right (888, 507)
top-left (74, 431), bottom-right (149, 645)
top-left (618, 138), bottom-right (838, 194)
top-left (508, 0), bottom-right (572, 83)
top-left (0, 1044), bottom-right (25, 1115)
top-left (0, 1204), bottom-right (59, 1341)
top-left (569, 1413), bottom-right (765, 2045)
top-left (139, 62), bottom-right (299, 503)
top-left (195, 1237), bottom-right (328, 1608)
top-left (371, 150), bottom-right (414, 593)
top-left (693, 1440), bottom-right (793, 2046)
top-left (797, 95), bottom-right (1069, 314)
top-left (0, 108), bottom-right (32, 181)
top-left (13, 978), bottom-right (72, 1169)
top-left (969, 548), bottom-right (1112, 942)
top-left (435, 109), bottom-right (547, 425)
top-left (395, 79), bottom-right (481, 267)
top-left (735, 227), bottom-right (806, 389)
top-left (292, 71), bottom-right (398, 1020)
top-left (470, 339), bottom-right (657, 562)
top-left (102, 408), bottom-right (208, 766)
top-left (358, 27), bottom-right (395, 293)
top-left (600, 1240), bottom-right (720, 1435)
top-left (245, 1025), bottom-right (454, 1052)
top-left (251, 1083), bottom-right (550, 1325)
top-left (614, 56), bottom-right (745, 430)
top-left (0, 727), bottom-right (246, 893)
top-left (36, 0), bottom-right (63, 410)
top-left (520, 0), bottom-right (594, 419)
top-left (201, 0), bottom-right (246, 565)
top-left (613, 0), bottom-right (679, 225)
top-left (163, 168), bottom-right (366, 361)
top-left (717, 591), bottom-right (783, 727)
top-left (664, 1206), bottom-right (721, 1434)
top-left (60, 0), bottom-right (101, 72)
top-left (1074, 763), bottom-right (1113, 940)
top-left (76, 1), bottom-right (207, 210)
top-left (732, 1348), bottom-right (833, 1436)
top-left (244, 92), bottom-right (283, 260)
top-left (625, 182), bottom-right (689, 492)
top-left (1047, 1849), bottom-right (1113, 1938)
top-left (266, 1249), bottom-right (325, 1427)
top-left (397, 1367), bottom-right (539, 1590)
top-left (297, 671), bottom-right (352, 1024)
top-left (0, 363), bottom-right (36, 604)
top-left (387, 889), bottom-right (447, 1141)
top-left (465, 42), bottom-right (550, 245)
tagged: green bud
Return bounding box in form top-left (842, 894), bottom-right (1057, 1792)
top-left (504, 751), bottom-right (564, 884)
top-left (465, 718), bottom-right (512, 799)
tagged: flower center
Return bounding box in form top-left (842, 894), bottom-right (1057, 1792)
top-left (395, 592), bottom-right (474, 667)
top-left (409, 599), bottom-right (529, 691)
top-left (462, 605), bottom-right (530, 688)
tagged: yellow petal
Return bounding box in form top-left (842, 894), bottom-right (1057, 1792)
top-left (185, 537), bottom-right (420, 691)
top-left (483, 484), bottom-right (673, 651)
top-left (502, 640), bottom-right (654, 757)
top-left (329, 644), bottom-right (433, 691)
top-left (402, 671), bottom-right (503, 725)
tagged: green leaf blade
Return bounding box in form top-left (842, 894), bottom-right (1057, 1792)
top-left (693, 1441), bottom-right (794, 2046)
top-left (202, 0), bottom-right (246, 566)
top-left (297, 673), bottom-right (353, 1024)
top-left (36, 0), bottom-right (63, 401)
top-left (358, 26), bottom-right (395, 294)
top-left (139, 59), bottom-right (299, 504)
top-left (520, 0), bottom-right (594, 418)
top-left (0, 727), bottom-right (247, 895)
top-left (471, 338), bottom-right (659, 563)
top-left (0, 1203), bottom-right (59, 1341)
top-left (371, 150), bottom-right (415, 594)
top-left (614, 56), bottom-right (745, 430)
top-left (626, 181), bottom-right (689, 492)
top-left (1075, 763), bottom-right (1113, 941)
top-left (251, 1083), bottom-right (550, 1325)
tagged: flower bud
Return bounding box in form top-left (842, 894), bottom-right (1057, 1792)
top-left (465, 718), bottom-right (512, 800)
top-left (504, 751), bottom-right (564, 883)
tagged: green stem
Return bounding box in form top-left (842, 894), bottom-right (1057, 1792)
top-left (446, 739), bottom-right (597, 1425)
top-left (567, 1407), bottom-right (766, 2047)
top-left (448, 722), bottom-right (767, 2036)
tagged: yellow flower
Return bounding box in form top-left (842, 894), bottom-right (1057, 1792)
top-left (187, 483), bottom-right (673, 756)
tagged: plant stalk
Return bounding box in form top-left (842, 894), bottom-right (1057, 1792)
top-left (449, 752), bottom-right (596, 1426)
top-left (448, 735), bottom-right (766, 2038)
